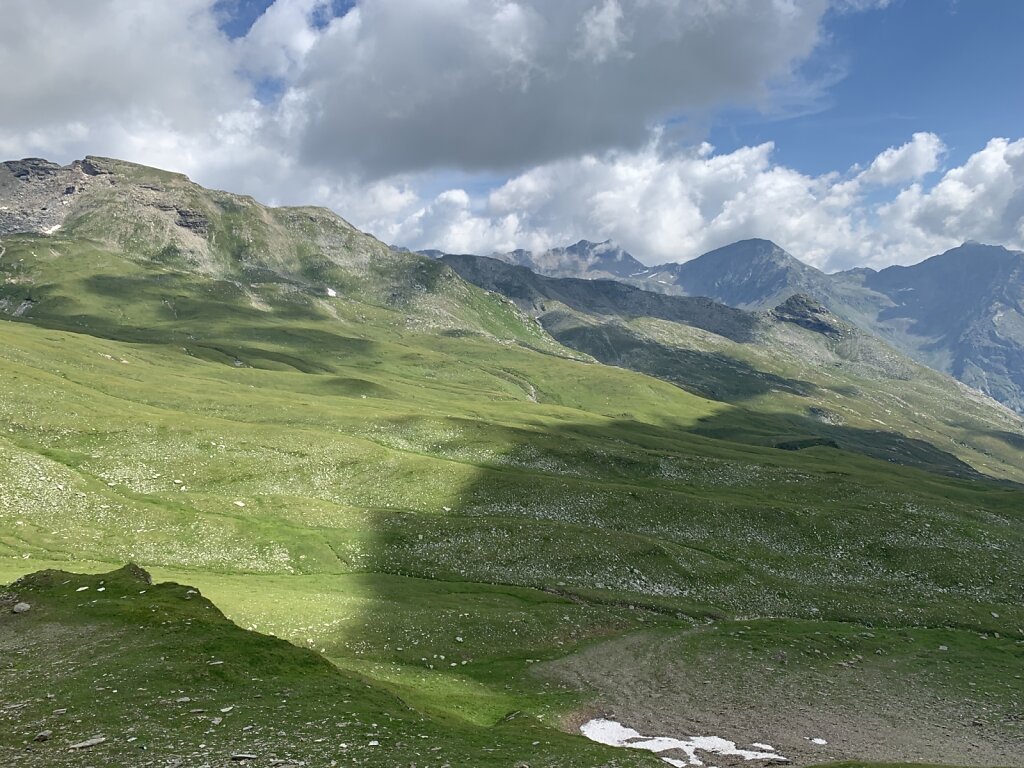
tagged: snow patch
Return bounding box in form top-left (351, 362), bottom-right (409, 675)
top-left (581, 719), bottom-right (787, 766)
top-left (42, 224), bottom-right (61, 235)
top-left (326, 287), bottom-right (338, 297)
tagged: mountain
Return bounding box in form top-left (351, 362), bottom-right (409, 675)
top-left (844, 242), bottom-right (1024, 412)
top-left (3, 156), bottom-right (1024, 767)
top-left (643, 238), bottom-right (1024, 415)
top-left (638, 238), bottom-right (835, 308)
top-left (441, 251), bottom-right (1024, 483)
top-left (441, 233), bottom-right (1024, 414)
top-left (428, 239), bottom-right (650, 282)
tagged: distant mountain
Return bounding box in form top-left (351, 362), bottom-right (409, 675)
top-left (414, 239), bottom-right (649, 282)
top-left (647, 239), bottom-right (1024, 414)
top-left (836, 242), bottom-right (1024, 412)
top-left (524, 239), bottom-right (648, 279)
top-left (636, 239), bottom-right (834, 309)
top-left (430, 235), bottom-right (1024, 414)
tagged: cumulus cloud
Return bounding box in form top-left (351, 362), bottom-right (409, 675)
top-left (0, 1), bottom-right (244, 135)
top-left (381, 135), bottom-right (1024, 271)
top-left (876, 137), bottom-right (1024, 260)
top-left (859, 132), bottom-right (946, 185)
top-left (576, 0), bottom-right (630, 63)
top-left (0, 0), bottom-right (1020, 273)
top-left (292, 0), bottom-right (829, 176)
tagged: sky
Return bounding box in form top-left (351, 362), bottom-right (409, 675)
top-left (1, 0), bottom-right (1022, 271)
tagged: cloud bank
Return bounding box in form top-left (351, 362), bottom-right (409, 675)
top-left (0, 0), bottom-right (1021, 270)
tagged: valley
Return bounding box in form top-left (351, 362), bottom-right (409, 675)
top-left (1, 157), bottom-right (1023, 767)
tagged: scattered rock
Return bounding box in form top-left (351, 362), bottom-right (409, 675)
top-left (231, 754), bottom-right (258, 761)
top-left (34, 730), bottom-right (52, 742)
top-left (68, 735), bottom-right (106, 750)
top-left (12, 602), bottom-right (31, 614)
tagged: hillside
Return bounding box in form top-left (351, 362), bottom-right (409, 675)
top-left (441, 252), bottom-right (1024, 484)
top-left (2, 157), bottom-right (1024, 767)
top-left (444, 236), bottom-right (1024, 414)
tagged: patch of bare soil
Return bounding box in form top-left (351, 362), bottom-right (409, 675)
top-left (538, 628), bottom-right (1024, 767)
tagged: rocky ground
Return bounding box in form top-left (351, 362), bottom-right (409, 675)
top-left (541, 626), bottom-right (1024, 768)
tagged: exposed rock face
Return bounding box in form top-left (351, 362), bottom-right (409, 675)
top-left (0, 157), bottom-right (111, 236)
top-left (771, 294), bottom-right (845, 338)
top-left (646, 239), bottom-right (833, 309)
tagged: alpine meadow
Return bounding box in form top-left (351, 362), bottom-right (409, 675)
top-left (2, 3), bottom-right (1024, 768)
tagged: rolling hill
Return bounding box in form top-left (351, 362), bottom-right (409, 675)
top-left (2, 156), bottom-right (1023, 767)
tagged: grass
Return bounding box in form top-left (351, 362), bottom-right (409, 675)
top-left (0, 565), bottom-right (659, 767)
top-left (2, 160), bottom-right (1024, 766)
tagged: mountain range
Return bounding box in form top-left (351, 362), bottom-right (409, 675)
top-left (427, 237), bottom-right (1024, 413)
top-left (3, 156), bottom-right (1024, 768)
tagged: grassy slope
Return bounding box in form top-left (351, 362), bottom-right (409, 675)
top-left (1, 159), bottom-right (1023, 765)
top-left (0, 565), bottom-right (654, 767)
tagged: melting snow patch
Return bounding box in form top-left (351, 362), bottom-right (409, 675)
top-left (326, 287), bottom-right (338, 297)
top-left (751, 743), bottom-right (776, 751)
top-left (42, 224), bottom-right (61, 235)
top-left (808, 737), bottom-right (827, 745)
top-left (581, 719), bottom-right (787, 766)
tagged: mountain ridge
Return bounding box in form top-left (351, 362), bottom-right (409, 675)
top-left (422, 235), bottom-right (1024, 413)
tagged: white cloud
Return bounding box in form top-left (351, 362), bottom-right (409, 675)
top-left (875, 137), bottom-right (1024, 262)
top-left (292, 0), bottom-right (829, 176)
top-left (383, 134), bottom-right (1024, 272)
top-left (859, 131), bottom-right (946, 185)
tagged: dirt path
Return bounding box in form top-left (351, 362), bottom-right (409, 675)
top-left (538, 627), bottom-right (1024, 768)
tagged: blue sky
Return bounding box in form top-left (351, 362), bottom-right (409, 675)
top-left (4, 0), bottom-right (1022, 269)
top-left (717, 0), bottom-right (1024, 176)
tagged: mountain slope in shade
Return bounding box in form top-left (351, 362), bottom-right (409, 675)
top-left (847, 242), bottom-right (1024, 411)
top-left (650, 238), bottom-right (1024, 414)
top-left (440, 233), bottom-right (1024, 414)
top-left (441, 252), bottom-right (1024, 484)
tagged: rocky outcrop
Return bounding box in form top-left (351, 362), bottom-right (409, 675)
top-left (0, 157), bottom-right (112, 236)
top-left (770, 294), bottom-right (845, 338)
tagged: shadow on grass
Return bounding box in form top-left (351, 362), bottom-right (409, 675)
top-left (541, 311), bottom-right (817, 401)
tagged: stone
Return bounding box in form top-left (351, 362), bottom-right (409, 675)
top-left (68, 735), bottom-right (106, 750)
top-left (12, 602), bottom-right (30, 614)
top-left (34, 730), bottom-right (52, 742)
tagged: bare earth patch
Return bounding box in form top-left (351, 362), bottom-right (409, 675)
top-left (539, 626), bottom-right (1024, 768)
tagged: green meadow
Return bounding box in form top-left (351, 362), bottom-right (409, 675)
top-left (2, 160), bottom-right (1022, 765)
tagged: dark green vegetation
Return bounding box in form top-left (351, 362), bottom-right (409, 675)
top-left (1, 566), bottom-right (652, 767)
top-left (2, 157), bottom-right (1023, 766)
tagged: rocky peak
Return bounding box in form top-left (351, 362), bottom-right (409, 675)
top-left (771, 293), bottom-right (845, 338)
top-left (0, 157), bottom-right (112, 236)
